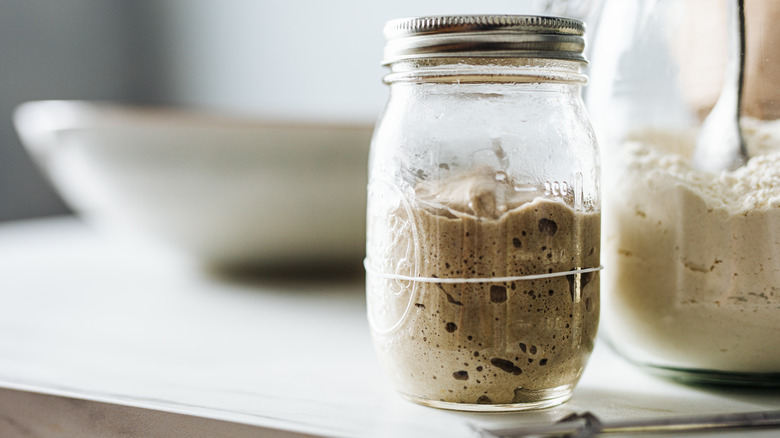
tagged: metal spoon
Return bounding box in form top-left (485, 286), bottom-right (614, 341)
top-left (691, 0), bottom-right (748, 173)
top-left (472, 409), bottom-right (780, 437)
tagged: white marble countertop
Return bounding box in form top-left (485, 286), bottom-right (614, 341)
top-left (0, 217), bottom-right (778, 437)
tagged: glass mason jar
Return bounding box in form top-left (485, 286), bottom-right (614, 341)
top-left (588, 0), bottom-right (780, 384)
top-left (365, 15), bottom-right (602, 411)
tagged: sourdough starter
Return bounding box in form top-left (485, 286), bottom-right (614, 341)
top-left (367, 169), bottom-right (600, 405)
top-left (603, 119), bottom-right (780, 373)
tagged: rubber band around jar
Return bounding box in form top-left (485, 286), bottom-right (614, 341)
top-left (363, 259), bottom-right (603, 284)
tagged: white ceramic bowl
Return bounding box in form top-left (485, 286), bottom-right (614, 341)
top-left (14, 100), bottom-right (373, 269)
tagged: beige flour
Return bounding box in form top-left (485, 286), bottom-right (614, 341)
top-left (367, 169), bottom-right (600, 405)
top-left (603, 118), bottom-right (780, 373)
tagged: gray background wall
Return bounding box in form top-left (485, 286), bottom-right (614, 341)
top-left (1, 0), bottom-right (555, 222)
top-left (0, 1), bottom-right (167, 221)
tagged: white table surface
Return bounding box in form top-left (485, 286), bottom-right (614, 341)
top-left (0, 217), bottom-right (778, 437)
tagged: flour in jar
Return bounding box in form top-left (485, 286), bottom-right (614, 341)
top-left (603, 118), bottom-right (780, 373)
top-left (367, 168), bottom-right (600, 406)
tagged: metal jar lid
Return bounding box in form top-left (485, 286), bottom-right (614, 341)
top-left (382, 15), bottom-right (586, 65)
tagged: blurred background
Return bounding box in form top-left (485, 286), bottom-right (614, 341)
top-left (0, 0), bottom-right (584, 222)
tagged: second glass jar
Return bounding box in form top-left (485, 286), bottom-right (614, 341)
top-left (587, 0), bottom-right (780, 385)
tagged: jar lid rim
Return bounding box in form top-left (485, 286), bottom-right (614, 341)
top-left (382, 15), bottom-right (586, 65)
top-left (384, 15), bottom-right (584, 38)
